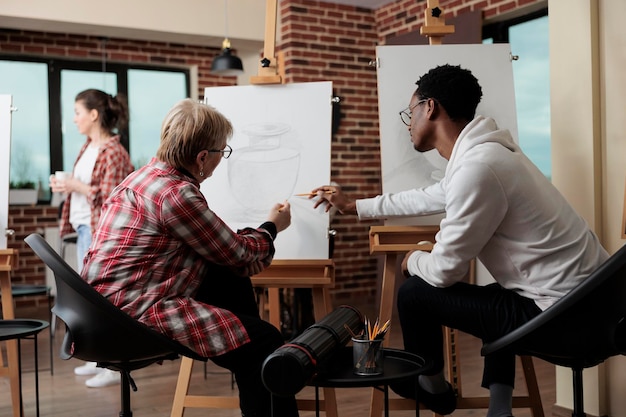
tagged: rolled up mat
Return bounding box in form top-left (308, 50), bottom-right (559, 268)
top-left (261, 304), bottom-right (363, 396)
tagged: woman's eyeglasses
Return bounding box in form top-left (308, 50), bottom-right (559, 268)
top-left (207, 144), bottom-right (232, 159)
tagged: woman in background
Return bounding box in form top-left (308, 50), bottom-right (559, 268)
top-left (50, 88), bottom-right (134, 388)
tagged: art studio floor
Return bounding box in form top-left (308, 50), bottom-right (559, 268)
top-left (1, 304), bottom-right (555, 417)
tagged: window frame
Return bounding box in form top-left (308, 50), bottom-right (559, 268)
top-left (1, 54), bottom-right (190, 177)
top-left (482, 8), bottom-right (548, 43)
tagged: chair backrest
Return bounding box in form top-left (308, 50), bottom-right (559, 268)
top-left (25, 233), bottom-right (205, 364)
top-left (482, 244), bottom-right (626, 369)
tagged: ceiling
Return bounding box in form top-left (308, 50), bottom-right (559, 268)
top-left (323, 0), bottom-right (396, 9)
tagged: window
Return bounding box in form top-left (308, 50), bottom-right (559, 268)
top-left (0, 60), bottom-right (50, 189)
top-left (0, 57), bottom-right (190, 201)
top-left (484, 9), bottom-right (551, 179)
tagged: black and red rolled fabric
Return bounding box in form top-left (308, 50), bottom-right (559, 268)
top-left (261, 305), bottom-right (363, 396)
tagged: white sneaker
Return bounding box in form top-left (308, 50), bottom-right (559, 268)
top-left (85, 369), bottom-right (121, 388)
top-left (74, 361), bottom-right (104, 376)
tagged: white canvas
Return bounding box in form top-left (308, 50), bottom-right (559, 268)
top-left (202, 82), bottom-right (333, 259)
top-left (0, 95), bottom-right (13, 248)
top-left (376, 44), bottom-right (518, 226)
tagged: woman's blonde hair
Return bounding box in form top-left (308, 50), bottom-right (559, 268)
top-left (157, 99), bottom-right (233, 169)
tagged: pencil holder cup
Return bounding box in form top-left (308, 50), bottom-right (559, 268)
top-left (352, 337), bottom-right (383, 375)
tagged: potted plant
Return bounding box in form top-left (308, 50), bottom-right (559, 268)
top-left (9, 145), bottom-right (39, 205)
top-left (9, 180), bottom-right (38, 205)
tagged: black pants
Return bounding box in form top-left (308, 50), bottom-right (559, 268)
top-left (195, 266), bottom-right (299, 417)
top-left (396, 276), bottom-right (542, 388)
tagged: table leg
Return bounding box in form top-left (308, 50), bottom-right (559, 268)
top-left (315, 385), bottom-right (320, 417)
top-left (34, 334), bottom-right (40, 417)
top-left (18, 339), bottom-right (23, 417)
top-left (415, 380), bottom-right (420, 417)
top-left (383, 385), bottom-right (389, 417)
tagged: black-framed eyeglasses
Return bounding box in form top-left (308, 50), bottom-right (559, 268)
top-left (207, 144), bottom-right (232, 159)
top-left (399, 99), bottom-right (429, 126)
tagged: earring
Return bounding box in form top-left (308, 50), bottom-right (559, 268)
top-left (199, 171), bottom-right (204, 177)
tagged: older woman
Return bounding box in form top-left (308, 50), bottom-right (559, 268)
top-left (81, 99), bottom-right (297, 417)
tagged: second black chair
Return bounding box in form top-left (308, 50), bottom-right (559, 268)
top-left (25, 233), bottom-right (207, 417)
top-left (481, 244), bottom-right (626, 417)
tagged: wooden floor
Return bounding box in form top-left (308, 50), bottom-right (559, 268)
top-left (1, 305), bottom-right (556, 417)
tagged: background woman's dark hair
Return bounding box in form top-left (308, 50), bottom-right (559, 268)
top-left (415, 64), bottom-right (483, 122)
top-left (75, 89), bottom-right (129, 133)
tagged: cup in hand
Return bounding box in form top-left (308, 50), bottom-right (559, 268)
top-left (55, 171), bottom-right (70, 182)
top-left (352, 336), bottom-right (383, 376)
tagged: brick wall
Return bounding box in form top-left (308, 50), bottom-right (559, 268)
top-left (280, 1), bottom-right (383, 307)
top-left (278, 0), bottom-right (544, 311)
top-left (2, 0), bottom-right (545, 311)
top-left (0, 29), bottom-right (238, 98)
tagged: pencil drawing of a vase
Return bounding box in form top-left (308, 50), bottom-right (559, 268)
top-left (228, 122), bottom-right (300, 219)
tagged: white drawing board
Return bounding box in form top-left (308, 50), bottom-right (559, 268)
top-left (202, 81), bottom-right (333, 260)
top-left (376, 44), bottom-right (518, 226)
top-left (0, 95), bottom-right (12, 249)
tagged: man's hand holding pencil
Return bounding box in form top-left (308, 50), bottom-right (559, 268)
top-left (304, 184), bottom-right (358, 215)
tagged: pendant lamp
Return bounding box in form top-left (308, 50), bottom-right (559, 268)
top-left (211, 0), bottom-right (244, 76)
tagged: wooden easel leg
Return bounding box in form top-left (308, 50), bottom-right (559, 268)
top-left (170, 356), bottom-right (194, 417)
top-left (370, 253), bottom-right (399, 417)
top-left (369, 389), bottom-right (385, 417)
top-left (311, 287), bottom-right (339, 417)
top-left (1, 265), bottom-right (22, 417)
top-left (520, 355), bottom-right (544, 417)
top-left (5, 339), bottom-right (22, 417)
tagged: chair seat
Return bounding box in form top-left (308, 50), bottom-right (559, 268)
top-left (481, 243), bottom-right (626, 417)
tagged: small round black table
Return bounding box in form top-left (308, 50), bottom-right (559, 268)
top-left (0, 319), bottom-right (49, 417)
top-left (309, 347), bottom-right (430, 417)
top-left (2, 284), bottom-right (54, 375)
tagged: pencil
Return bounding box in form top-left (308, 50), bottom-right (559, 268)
top-left (294, 190), bottom-right (336, 197)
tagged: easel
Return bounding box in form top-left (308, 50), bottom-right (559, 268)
top-left (368, 1), bottom-right (543, 416)
top-left (367, 226), bottom-right (543, 416)
top-left (170, 1), bottom-right (338, 415)
top-left (0, 249), bottom-right (22, 417)
top-left (170, 260), bottom-right (338, 416)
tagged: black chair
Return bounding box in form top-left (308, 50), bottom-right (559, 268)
top-left (481, 244), bottom-right (626, 417)
top-left (24, 233), bottom-right (208, 417)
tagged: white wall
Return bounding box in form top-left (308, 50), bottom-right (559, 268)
top-left (0, 0), bottom-right (266, 50)
top-left (550, 1), bottom-right (626, 415)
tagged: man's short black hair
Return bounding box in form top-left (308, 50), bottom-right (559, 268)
top-left (415, 64), bottom-right (483, 122)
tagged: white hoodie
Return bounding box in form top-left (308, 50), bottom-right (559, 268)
top-left (357, 116), bottom-right (608, 310)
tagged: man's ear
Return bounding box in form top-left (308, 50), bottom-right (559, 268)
top-left (428, 99), bottom-right (443, 121)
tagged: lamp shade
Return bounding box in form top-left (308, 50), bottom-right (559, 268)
top-left (211, 47), bottom-right (244, 76)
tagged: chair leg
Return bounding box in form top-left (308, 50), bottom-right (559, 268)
top-left (119, 371), bottom-right (133, 417)
top-left (571, 367), bottom-right (586, 417)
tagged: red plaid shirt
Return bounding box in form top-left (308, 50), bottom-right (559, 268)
top-left (59, 135), bottom-right (134, 237)
top-left (82, 158), bottom-right (276, 357)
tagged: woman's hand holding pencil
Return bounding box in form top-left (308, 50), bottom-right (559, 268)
top-left (267, 200), bottom-right (291, 232)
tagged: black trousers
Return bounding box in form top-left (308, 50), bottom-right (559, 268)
top-left (396, 276), bottom-right (542, 388)
top-left (195, 266), bottom-right (299, 417)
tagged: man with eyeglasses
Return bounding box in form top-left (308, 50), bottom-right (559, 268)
top-left (309, 64), bottom-right (607, 417)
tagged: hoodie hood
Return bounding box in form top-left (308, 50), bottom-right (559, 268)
top-left (445, 115), bottom-right (520, 180)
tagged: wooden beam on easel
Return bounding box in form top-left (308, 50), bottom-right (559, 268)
top-left (419, 0), bottom-right (455, 45)
top-left (249, 0), bottom-right (284, 85)
top-left (0, 249), bottom-right (23, 417)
